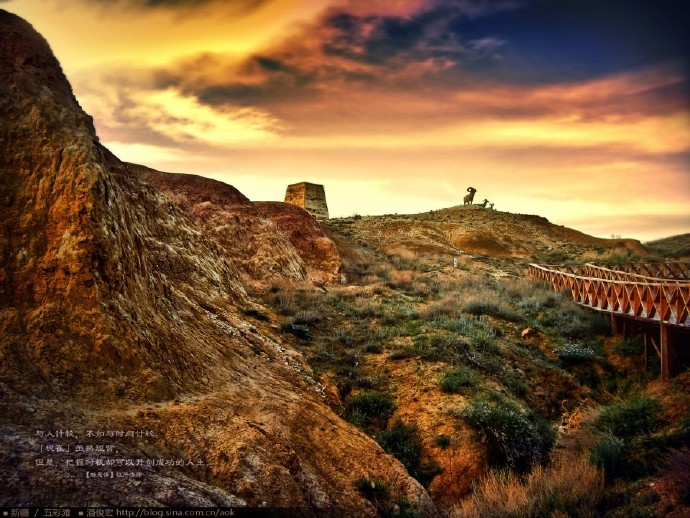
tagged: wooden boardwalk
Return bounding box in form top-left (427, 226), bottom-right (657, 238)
top-left (528, 262), bottom-right (690, 380)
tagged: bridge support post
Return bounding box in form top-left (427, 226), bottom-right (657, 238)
top-left (643, 332), bottom-right (649, 373)
top-left (660, 323), bottom-right (670, 382)
top-left (610, 313), bottom-right (619, 336)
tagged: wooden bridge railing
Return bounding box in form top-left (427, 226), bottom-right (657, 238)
top-left (596, 261), bottom-right (690, 280)
top-left (528, 263), bottom-right (690, 327)
top-left (536, 263), bottom-right (690, 284)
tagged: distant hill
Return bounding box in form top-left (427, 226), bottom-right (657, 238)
top-left (325, 206), bottom-right (649, 270)
top-left (645, 233), bottom-right (690, 259)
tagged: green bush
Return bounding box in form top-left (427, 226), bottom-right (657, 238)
top-left (344, 391), bottom-right (396, 428)
top-left (517, 293), bottom-right (559, 313)
top-left (377, 420), bottom-right (421, 474)
top-left (594, 395), bottom-right (662, 440)
top-left (435, 434), bottom-right (452, 448)
top-left (614, 336), bottom-right (644, 357)
top-left (439, 367), bottom-right (477, 393)
top-left (590, 434), bottom-right (625, 481)
top-left (376, 420), bottom-right (443, 486)
top-left (460, 396), bottom-right (555, 471)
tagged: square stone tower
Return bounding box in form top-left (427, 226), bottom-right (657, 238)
top-left (284, 182), bottom-right (329, 220)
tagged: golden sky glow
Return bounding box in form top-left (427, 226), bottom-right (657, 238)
top-left (3, 0), bottom-right (689, 241)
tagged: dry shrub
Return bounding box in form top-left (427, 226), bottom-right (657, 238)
top-left (423, 294), bottom-right (460, 320)
top-left (387, 268), bottom-right (419, 292)
top-left (452, 452), bottom-right (604, 518)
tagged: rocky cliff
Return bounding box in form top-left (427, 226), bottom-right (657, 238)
top-left (256, 201), bottom-right (341, 284)
top-left (0, 10), bottom-right (435, 514)
top-left (126, 163), bottom-right (313, 293)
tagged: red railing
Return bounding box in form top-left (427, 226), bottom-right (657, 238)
top-left (596, 262), bottom-right (690, 280)
top-left (528, 263), bottom-right (690, 327)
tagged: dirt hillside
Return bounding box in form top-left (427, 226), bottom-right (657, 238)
top-left (326, 206), bottom-right (648, 264)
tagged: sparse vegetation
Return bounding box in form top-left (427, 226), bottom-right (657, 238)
top-left (593, 395), bottom-right (662, 440)
top-left (454, 452), bottom-right (604, 517)
top-left (261, 221), bottom-right (689, 517)
top-left (458, 395), bottom-right (556, 471)
top-left (644, 233), bottom-right (690, 259)
top-left (344, 390), bottom-right (396, 428)
top-left (439, 366), bottom-right (477, 393)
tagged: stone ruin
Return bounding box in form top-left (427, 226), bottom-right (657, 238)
top-left (284, 182), bottom-right (329, 220)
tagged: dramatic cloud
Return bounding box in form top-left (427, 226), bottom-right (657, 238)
top-left (5, 0), bottom-right (689, 240)
top-left (86, 0), bottom-right (272, 13)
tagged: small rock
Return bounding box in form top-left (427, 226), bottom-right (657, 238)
top-left (521, 327), bottom-right (539, 338)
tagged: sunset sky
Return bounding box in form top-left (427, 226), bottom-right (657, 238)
top-left (4, 0), bottom-right (689, 241)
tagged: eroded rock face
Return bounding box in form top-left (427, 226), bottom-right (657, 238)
top-left (0, 10), bottom-right (437, 514)
top-left (127, 164), bottom-right (308, 292)
top-left (256, 201), bottom-right (342, 284)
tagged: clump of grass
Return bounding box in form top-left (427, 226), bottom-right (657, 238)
top-left (435, 434), bottom-right (452, 449)
top-left (505, 278), bottom-right (561, 314)
top-left (439, 367), bottom-right (477, 394)
top-left (351, 299), bottom-right (382, 318)
top-left (275, 295), bottom-right (296, 316)
top-left (409, 334), bottom-right (470, 364)
top-left (335, 328), bottom-right (355, 346)
top-left (458, 395), bottom-right (555, 471)
top-left (363, 342), bottom-right (384, 354)
top-left (242, 308), bottom-right (270, 321)
top-left (292, 309), bottom-right (322, 325)
top-left (355, 476), bottom-right (389, 501)
top-left (389, 348), bottom-right (416, 360)
top-left (386, 269), bottom-right (421, 293)
top-left (463, 299), bottom-right (521, 322)
top-left (430, 314), bottom-right (496, 339)
top-left (423, 299), bottom-right (458, 321)
top-left (517, 293), bottom-right (560, 314)
top-left (454, 453), bottom-right (604, 518)
top-left (344, 390), bottom-right (396, 428)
